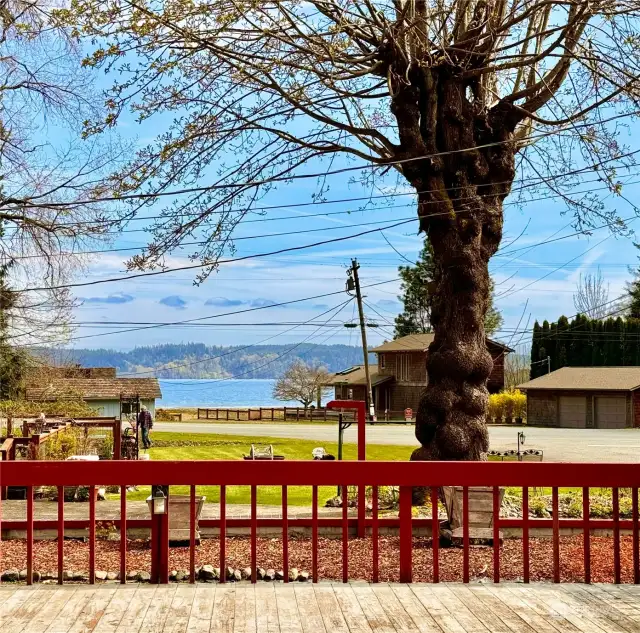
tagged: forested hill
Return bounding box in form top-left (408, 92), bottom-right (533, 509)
top-left (47, 343), bottom-right (369, 379)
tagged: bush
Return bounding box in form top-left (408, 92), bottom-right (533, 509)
top-left (43, 427), bottom-right (85, 460)
top-left (488, 389), bottom-right (526, 421)
top-left (0, 398), bottom-right (97, 418)
top-left (529, 496), bottom-right (549, 517)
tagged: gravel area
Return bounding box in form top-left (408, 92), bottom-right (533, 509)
top-left (0, 535), bottom-right (633, 583)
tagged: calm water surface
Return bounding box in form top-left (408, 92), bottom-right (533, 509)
top-left (157, 378), bottom-right (329, 408)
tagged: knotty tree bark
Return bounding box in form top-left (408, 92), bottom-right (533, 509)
top-left (60, 0), bottom-right (640, 461)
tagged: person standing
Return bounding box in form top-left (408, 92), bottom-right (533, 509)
top-left (138, 405), bottom-right (154, 450)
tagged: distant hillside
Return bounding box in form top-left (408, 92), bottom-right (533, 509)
top-left (45, 343), bottom-right (373, 379)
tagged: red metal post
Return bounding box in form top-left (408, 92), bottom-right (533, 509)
top-left (327, 401), bottom-right (367, 538)
top-left (58, 486), bottom-right (64, 584)
top-left (27, 485), bottom-right (33, 585)
top-left (342, 485), bottom-right (348, 583)
top-left (399, 486), bottom-right (412, 583)
top-left (633, 487), bottom-right (639, 584)
top-left (552, 487), bottom-right (559, 583)
top-left (522, 486), bottom-right (529, 583)
top-left (220, 485), bottom-right (226, 583)
top-left (583, 486), bottom-right (590, 584)
top-left (613, 487), bottom-right (620, 584)
top-left (372, 486), bottom-right (379, 583)
top-left (493, 485), bottom-right (500, 583)
top-left (312, 486), bottom-right (318, 583)
top-left (113, 421), bottom-right (121, 460)
top-left (89, 485), bottom-right (96, 585)
top-left (120, 485), bottom-right (127, 584)
top-left (282, 485), bottom-right (289, 583)
top-left (463, 486), bottom-right (469, 583)
top-left (431, 486), bottom-right (439, 583)
top-left (190, 485), bottom-right (196, 584)
top-left (251, 485), bottom-right (257, 583)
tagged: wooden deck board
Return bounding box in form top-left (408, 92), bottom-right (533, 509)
top-left (4, 582), bottom-right (640, 632)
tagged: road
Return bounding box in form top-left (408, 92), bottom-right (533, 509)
top-left (154, 422), bottom-right (640, 462)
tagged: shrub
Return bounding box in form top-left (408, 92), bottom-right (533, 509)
top-left (529, 496), bottom-right (549, 517)
top-left (489, 389), bottom-right (526, 421)
top-left (43, 427), bottom-right (85, 460)
top-left (0, 398), bottom-right (97, 418)
top-left (488, 393), bottom-right (505, 420)
top-left (566, 499), bottom-right (583, 518)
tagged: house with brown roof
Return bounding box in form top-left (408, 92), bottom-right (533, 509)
top-left (25, 366), bottom-right (162, 417)
top-left (327, 333), bottom-right (512, 418)
top-left (518, 367), bottom-right (640, 429)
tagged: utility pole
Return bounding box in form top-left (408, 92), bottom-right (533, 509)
top-left (348, 259), bottom-right (375, 422)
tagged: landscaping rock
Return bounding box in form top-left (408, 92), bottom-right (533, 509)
top-left (241, 567), bottom-right (252, 580)
top-left (136, 571), bottom-right (151, 582)
top-left (225, 567), bottom-right (235, 581)
top-left (264, 569), bottom-right (276, 581)
top-left (169, 570), bottom-right (178, 581)
top-left (63, 570), bottom-right (75, 582)
top-left (288, 568), bottom-right (299, 582)
top-left (199, 565), bottom-right (217, 581)
top-left (181, 569), bottom-right (190, 581)
top-left (127, 571), bottom-right (138, 582)
top-left (232, 569), bottom-right (242, 582)
top-left (41, 571), bottom-right (55, 581)
top-left (95, 571), bottom-right (108, 581)
top-left (19, 569), bottom-right (27, 581)
top-left (107, 572), bottom-right (119, 581)
top-left (73, 572), bottom-right (86, 581)
top-left (212, 568), bottom-right (220, 581)
top-left (176, 570), bottom-right (186, 582)
top-left (298, 571), bottom-right (310, 582)
top-left (275, 570), bottom-right (285, 581)
top-left (3, 569), bottom-right (19, 582)
top-left (257, 568), bottom-right (266, 581)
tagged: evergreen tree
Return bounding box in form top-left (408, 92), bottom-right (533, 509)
top-left (394, 237), bottom-right (504, 337)
top-left (0, 264), bottom-right (26, 399)
top-left (530, 321), bottom-right (541, 378)
top-left (556, 316), bottom-right (569, 369)
top-left (626, 243), bottom-right (640, 318)
top-left (613, 317), bottom-right (624, 365)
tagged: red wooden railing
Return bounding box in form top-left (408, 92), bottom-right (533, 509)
top-left (1, 459), bottom-right (640, 585)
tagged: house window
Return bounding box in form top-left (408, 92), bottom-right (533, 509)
top-left (379, 354), bottom-right (385, 369)
top-left (396, 354), bottom-right (410, 381)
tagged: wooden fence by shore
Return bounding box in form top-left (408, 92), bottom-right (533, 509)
top-left (196, 407), bottom-right (357, 422)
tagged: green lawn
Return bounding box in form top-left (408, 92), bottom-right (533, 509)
top-left (122, 431), bottom-right (416, 506)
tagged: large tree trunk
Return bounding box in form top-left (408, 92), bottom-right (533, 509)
top-left (391, 69), bottom-right (518, 463)
top-left (412, 197), bottom-right (501, 462)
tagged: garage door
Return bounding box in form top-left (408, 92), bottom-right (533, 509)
top-left (596, 396), bottom-right (627, 429)
top-left (559, 396), bottom-right (587, 428)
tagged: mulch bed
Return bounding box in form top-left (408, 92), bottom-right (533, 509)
top-left (0, 535), bottom-right (633, 583)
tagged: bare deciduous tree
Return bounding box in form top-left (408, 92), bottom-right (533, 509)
top-left (0, 0), bottom-right (125, 345)
top-left (62, 0), bottom-right (640, 461)
top-left (273, 361), bottom-right (331, 409)
top-left (573, 268), bottom-right (611, 320)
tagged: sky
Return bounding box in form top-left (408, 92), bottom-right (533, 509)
top-left (24, 61), bottom-right (640, 356)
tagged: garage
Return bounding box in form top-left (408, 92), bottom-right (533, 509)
top-left (595, 396), bottom-right (627, 429)
top-left (559, 396), bottom-right (587, 428)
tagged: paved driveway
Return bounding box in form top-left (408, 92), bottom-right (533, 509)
top-left (154, 422), bottom-right (640, 462)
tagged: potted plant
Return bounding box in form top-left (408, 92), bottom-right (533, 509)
top-left (513, 389), bottom-right (526, 425)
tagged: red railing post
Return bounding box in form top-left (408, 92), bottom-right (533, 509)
top-left (251, 485), bottom-right (257, 583)
top-left (58, 486), bottom-right (64, 584)
top-left (463, 486), bottom-right (469, 583)
top-left (312, 486), bottom-right (318, 583)
top-left (633, 487), bottom-right (639, 584)
top-left (552, 487), bottom-right (560, 583)
top-left (120, 485), bottom-right (127, 584)
top-left (372, 486), bottom-right (379, 583)
top-left (431, 487), bottom-right (439, 583)
top-left (89, 485), bottom-right (96, 585)
top-left (399, 486), bottom-right (412, 583)
top-left (150, 485), bottom-right (169, 584)
top-left (583, 486), bottom-right (590, 584)
top-left (282, 485), bottom-right (289, 583)
top-left (613, 487), bottom-right (620, 584)
top-left (190, 485), bottom-right (196, 584)
top-left (220, 485), bottom-right (226, 583)
top-left (342, 485), bottom-right (348, 583)
top-left (493, 485), bottom-right (500, 583)
top-left (522, 486), bottom-right (529, 583)
top-left (27, 485), bottom-right (33, 585)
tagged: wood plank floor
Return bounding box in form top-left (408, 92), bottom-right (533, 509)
top-left (1, 583), bottom-right (639, 632)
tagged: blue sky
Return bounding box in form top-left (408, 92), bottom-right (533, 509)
top-left (53, 70), bottom-right (640, 353)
